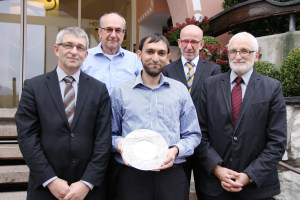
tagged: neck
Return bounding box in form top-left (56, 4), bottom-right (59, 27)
top-left (59, 66), bottom-right (79, 76)
top-left (101, 44), bottom-right (119, 55)
top-left (141, 71), bottom-right (161, 89)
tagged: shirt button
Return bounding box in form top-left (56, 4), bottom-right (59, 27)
top-left (71, 133), bottom-right (74, 137)
top-left (72, 160), bottom-right (76, 164)
top-left (233, 136), bottom-right (238, 141)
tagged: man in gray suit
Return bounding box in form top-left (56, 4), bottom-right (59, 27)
top-left (195, 32), bottom-right (287, 200)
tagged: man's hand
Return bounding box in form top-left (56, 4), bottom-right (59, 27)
top-left (117, 140), bottom-right (128, 165)
top-left (213, 165), bottom-right (243, 192)
top-left (235, 173), bottom-right (251, 186)
top-left (47, 178), bottom-right (70, 199)
top-left (155, 146), bottom-right (178, 171)
top-left (63, 181), bottom-right (90, 200)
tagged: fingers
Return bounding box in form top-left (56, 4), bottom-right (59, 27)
top-left (221, 181), bottom-right (242, 192)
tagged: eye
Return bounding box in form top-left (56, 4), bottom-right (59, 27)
top-left (146, 50), bottom-right (154, 54)
top-left (105, 27), bottom-right (114, 33)
top-left (181, 40), bottom-right (189, 45)
top-left (190, 40), bottom-right (199, 45)
top-left (115, 28), bottom-right (122, 34)
top-left (64, 43), bottom-right (73, 49)
top-left (240, 49), bottom-right (250, 54)
top-left (229, 50), bottom-right (237, 54)
top-left (76, 45), bottom-right (86, 52)
top-left (158, 51), bottom-right (166, 56)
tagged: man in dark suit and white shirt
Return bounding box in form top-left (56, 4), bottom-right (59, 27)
top-left (196, 32), bottom-right (287, 200)
top-left (163, 24), bottom-right (221, 182)
top-left (15, 27), bottom-right (111, 200)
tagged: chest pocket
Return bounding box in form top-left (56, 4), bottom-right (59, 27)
top-left (157, 102), bottom-right (180, 132)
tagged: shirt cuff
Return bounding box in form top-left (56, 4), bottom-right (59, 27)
top-left (80, 180), bottom-right (94, 190)
top-left (43, 176), bottom-right (58, 187)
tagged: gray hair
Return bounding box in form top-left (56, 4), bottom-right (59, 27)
top-left (56, 26), bottom-right (89, 48)
top-left (228, 32), bottom-right (258, 51)
top-left (99, 12), bottom-right (126, 30)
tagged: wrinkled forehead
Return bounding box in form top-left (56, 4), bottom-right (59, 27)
top-left (61, 33), bottom-right (87, 46)
top-left (228, 36), bottom-right (254, 50)
top-left (102, 14), bottom-right (125, 29)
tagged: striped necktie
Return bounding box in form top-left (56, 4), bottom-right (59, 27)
top-left (63, 76), bottom-right (76, 127)
top-left (186, 62), bottom-right (195, 93)
top-left (232, 77), bottom-right (243, 124)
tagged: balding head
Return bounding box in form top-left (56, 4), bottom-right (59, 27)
top-left (178, 25), bottom-right (204, 61)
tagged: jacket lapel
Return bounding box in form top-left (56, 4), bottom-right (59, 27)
top-left (71, 72), bottom-right (90, 130)
top-left (220, 72), bottom-right (234, 124)
top-left (234, 71), bottom-right (261, 131)
top-left (174, 59), bottom-right (188, 87)
top-left (191, 58), bottom-right (205, 95)
top-left (45, 69), bottom-right (69, 128)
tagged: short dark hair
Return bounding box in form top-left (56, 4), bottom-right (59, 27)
top-left (139, 33), bottom-right (170, 53)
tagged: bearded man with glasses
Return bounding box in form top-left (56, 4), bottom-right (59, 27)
top-left (163, 24), bottom-right (221, 190)
top-left (82, 12), bottom-right (142, 95)
top-left (195, 32), bottom-right (287, 200)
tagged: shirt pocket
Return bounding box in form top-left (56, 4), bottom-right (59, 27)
top-left (157, 102), bottom-right (180, 132)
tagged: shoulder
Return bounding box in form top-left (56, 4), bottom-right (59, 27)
top-left (165, 58), bottom-right (182, 70)
top-left (121, 48), bottom-right (138, 58)
top-left (81, 71), bottom-right (106, 88)
top-left (165, 76), bottom-right (187, 90)
top-left (198, 57), bottom-right (220, 68)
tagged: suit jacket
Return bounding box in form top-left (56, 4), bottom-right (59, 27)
top-left (195, 71), bottom-right (287, 199)
top-left (16, 69), bottom-right (111, 200)
top-left (163, 57), bottom-right (221, 115)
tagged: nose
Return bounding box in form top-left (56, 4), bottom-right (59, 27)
top-left (110, 30), bottom-right (117, 37)
top-left (235, 51), bottom-right (243, 59)
top-left (70, 46), bottom-right (78, 54)
top-left (153, 53), bottom-right (159, 62)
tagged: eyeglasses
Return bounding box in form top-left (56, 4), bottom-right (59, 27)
top-left (100, 27), bottom-right (125, 34)
top-left (228, 49), bottom-right (256, 57)
top-left (179, 39), bottom-right (201, 47)
top-left (57, 42), bottom-right (86, 52)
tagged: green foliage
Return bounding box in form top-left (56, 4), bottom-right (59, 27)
top-left (280, 48), bottom-right (300, 97)
top-left (222, 0), bottom-right (247, 9)
top-left (254, 61), bottom-right (281, 81)
top-left (203, 36), bottom-right (221, 45)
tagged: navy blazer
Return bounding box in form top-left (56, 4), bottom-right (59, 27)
top-left (16, 69), bottom-right (111, 199)
top-left (195, 71), bottom-right (287, 199)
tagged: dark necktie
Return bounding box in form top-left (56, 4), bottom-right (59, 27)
top-left (232, 77), bottom-right (243, 124)
top-left (186, 62), bottom-right (195, 93)
top-left (63, 76), bottom-right (76, 127)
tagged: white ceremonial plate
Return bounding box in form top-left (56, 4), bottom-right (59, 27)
top-left (122, 129), bottom-right (169, 171)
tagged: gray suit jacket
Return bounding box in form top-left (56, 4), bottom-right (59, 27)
top-left (196, 71), bottom-right (287, 199)
top-left (16, 69), bottom-right (111, 199)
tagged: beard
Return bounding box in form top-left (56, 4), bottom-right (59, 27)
top-left (230, 60), bottom-right (254, 75)
top-left (143, 63), bottom-right (163, 77)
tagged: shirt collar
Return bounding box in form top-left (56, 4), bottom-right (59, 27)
top-left (56, 66), bottom-right (80, 83)
top-left (133, 70), bottom-right (170, 89)
top-left (230, 68), bottom-right (253, 86)
top-left (181, 55), bottom-right (199, 67)
top-left (91, 42), bottom-right (125, 57)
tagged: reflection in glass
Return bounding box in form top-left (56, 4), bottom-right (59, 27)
top-left (0, 0), bottom-right (20, 108)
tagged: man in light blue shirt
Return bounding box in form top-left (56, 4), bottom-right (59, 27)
top-left (81, 12), bottom-right (141, 94)
top-left (111, 33), bottom-right (201, 200)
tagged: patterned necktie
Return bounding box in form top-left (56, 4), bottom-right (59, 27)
top-left (186, 62), bottom-right (195, 93)
top-left (63, 76), bottom-right (76, 127)
top-left (232, 77), bottom-right (243, 124)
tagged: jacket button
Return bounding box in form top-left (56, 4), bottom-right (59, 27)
top-left (72, 160), bottom-right (76, 164)
top-left (71, 133), bottom-right (74, 137)
top-left (233, 136), bottom-right (238, 141)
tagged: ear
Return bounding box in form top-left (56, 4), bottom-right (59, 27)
top-left (199, 40), bottom-right (204, 50)
top-left (167, 53), bottom-right (171, 61)
top-left (83, 51), bottom-right (88, 61)
top-left (98, 28), bottom-right (102, 41)
top-left (254, 51), bottom-right (260, 62)
top-left (53, 45), bottom-right (59, 56)
top-left (137, 50), bottom-right (142, 60)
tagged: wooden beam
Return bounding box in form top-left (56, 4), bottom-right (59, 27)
top-left (209, 0), bottom-right (300, 36)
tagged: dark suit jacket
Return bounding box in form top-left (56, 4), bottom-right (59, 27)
top-left (15, 69), bottom-right (111, 200)
top-left (163, 57), bottom-right (221, 116)
top-left (195, 71), bottom-right (287, 199)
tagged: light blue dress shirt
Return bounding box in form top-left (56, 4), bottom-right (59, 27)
top-left (111, 71), bottom-right (202, 165)
top-left (81, 43), bottom-right (142, 94)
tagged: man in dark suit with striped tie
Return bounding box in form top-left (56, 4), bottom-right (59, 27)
top-left (163, 24), bottom-right (221, 187)
top-left (15, 27), bottom-right (111, 200)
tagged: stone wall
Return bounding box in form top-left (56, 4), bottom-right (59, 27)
top-left (257, 31), bottom-right (300, 69)
top-left (275, 104), bottom-right (300, 200)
